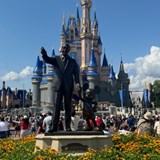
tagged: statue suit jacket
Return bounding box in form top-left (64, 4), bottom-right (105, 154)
top-left (42, 54), bottom-right (80, 92)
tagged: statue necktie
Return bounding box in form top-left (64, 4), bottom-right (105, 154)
top-left (62, 56), bottom-right (66, 67)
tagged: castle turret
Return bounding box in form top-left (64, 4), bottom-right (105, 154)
top-left (92, 10), bottom-right (98, 38)
top-left (76, 4), bottom-right (81, 34)
top-left (86, 48), bottom-right (98, 88)
top-left (1, 81), bottom-right (6, 109)
top-left (97, 36), bottom-right (102, 52)
top-left (118, 59), bottom-right (130, 91)
top-left (109, 65), bottom-right (116, 80)
top-left (80, 0), bottom-right (92, 70)
top-left (108, 65), bottom-right (116, 92)
top-left (6, 87), bottom-right (13, 109)
top-left (102, 51), bottom-right (108, 67)
top-left (118, 59), bottom-right (130, 107)
top-left (100, 49), bottom-right (109, 81)
top-left (92, 9), bottom-right (102, 76)
top-left (32, 56), bottom-right (43, 108)
top-left (60, 16), bottom-right (66, 45)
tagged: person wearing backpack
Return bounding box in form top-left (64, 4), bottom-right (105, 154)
top-left (42, 111), bottom-right (52, 133)
top-left (137, 111), bottom-right (154, 136)
top-left (154, 114), bottom-right (160, 138)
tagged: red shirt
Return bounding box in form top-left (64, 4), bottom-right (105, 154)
top-left (20, 121), bottom-right (30, 130)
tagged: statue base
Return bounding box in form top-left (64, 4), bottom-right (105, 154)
top-left (35, 131), bottom-right (113, 154)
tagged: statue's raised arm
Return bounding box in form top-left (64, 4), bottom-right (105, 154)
top-left (41, 47), bottom-right (47, 57)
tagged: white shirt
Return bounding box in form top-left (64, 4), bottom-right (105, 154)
top-left (154, 121), bottom-right (160, 134)
top-left (43, 116), bottom-right (52, 132)
top-left (0, 121), bottom-right (10, 131)
top-left (71, 115), bottom-right (80, 131)
top-left (118, 129), bottom-right (131, 135)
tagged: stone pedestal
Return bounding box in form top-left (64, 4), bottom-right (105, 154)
top-left (35, 131), bottom-right (113, 153)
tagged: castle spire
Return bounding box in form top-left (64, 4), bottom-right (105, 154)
top-left (1, 81), bottom-right (6, 108)
top-left (97, 35), bottom-right (102, 45)
top-left (60, 15), bottom-right (66, 45)
top-left (102, 49), bottom-right (108, 67)
top-left (86, 48), bottom-right (98, 81)
top-left (76, 3), bottom-right (81, 34)
top-left (93, 9), bottom-right (98, 28)
top-left (119, 58), bottom-right (125, 73)
top-left (109, 65), bottom-right (115, 79)
top-left (88, 48), bottom-right (97, 67)
top-left (33, 56), bottom-right (43, 76)
top-left (76, 4), bottom-right (80, 20)
top-left (51, 48), bottom-right (55, 57)
top-left (2, 81), bottom-right (5, 89)
top-left (61, 15), bottom-right (66, 36)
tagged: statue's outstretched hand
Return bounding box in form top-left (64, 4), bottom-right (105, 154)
top-left (41, 47), bottom-right (47, 57)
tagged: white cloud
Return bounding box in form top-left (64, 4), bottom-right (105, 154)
top-left (124, 46), bottom-right (160, 91)
top-left (1, 71), bottom-right (19, 81)
top-left (19, 66), bottom-right (34, 78)
top-left (0, 66), bottom-right (34, 81)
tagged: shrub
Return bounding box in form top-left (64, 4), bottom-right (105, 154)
top-left (0, 133), bottom-right (159, 160)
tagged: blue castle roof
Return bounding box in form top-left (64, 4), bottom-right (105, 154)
top-left (97, 36), bottom-right (102, 45)
top-left (76, 4), bottom-right (80, 20)
top-left (51, 48), bottom-right (55, 56)
top-left (93, 10), bottom-right (98, 27)
top-left (6, 87), bottom-right (13, 95)
top-left (86, 71), bottom-right (98, 76)
top-left (33, 56), bottom-right (43, 75)
top-left (102, 53), bottom-right (108, 67)
top-left (88, 49), bottom-right (97, 67)
top-left (66, 16), bottom-right (79, 37)
top-left (109, 65), bottom-right (115, 79)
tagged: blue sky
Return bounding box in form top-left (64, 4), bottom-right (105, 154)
top-left (0, 0), bottom-right (160, 91)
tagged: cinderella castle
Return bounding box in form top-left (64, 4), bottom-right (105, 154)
top-left (31, 0), bottom-right (131, 112)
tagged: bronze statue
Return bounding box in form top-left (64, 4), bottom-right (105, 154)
top-left (41, 43), bottom-right (80, 132)
top-left (78, 88), bottom-right (99, 131)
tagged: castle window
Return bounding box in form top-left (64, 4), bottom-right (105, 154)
top-left (70, 29), bottom-right (74, 40)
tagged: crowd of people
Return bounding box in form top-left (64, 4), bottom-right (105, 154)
top-left (0, 109), bottom-right (160, 139)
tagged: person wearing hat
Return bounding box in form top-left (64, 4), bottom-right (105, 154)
top-left (137, 111), bottom-right (154, 135)
top-left (154, 114), bottom-right (160, 138)
top-left (41, 43), bottom-right (80, 132)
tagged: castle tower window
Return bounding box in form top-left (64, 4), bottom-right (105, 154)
top-left (70, 29), bottom-right (74, 40)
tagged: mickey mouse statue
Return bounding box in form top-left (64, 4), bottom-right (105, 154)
top-left (78, 88), bottom-right (99, 131)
